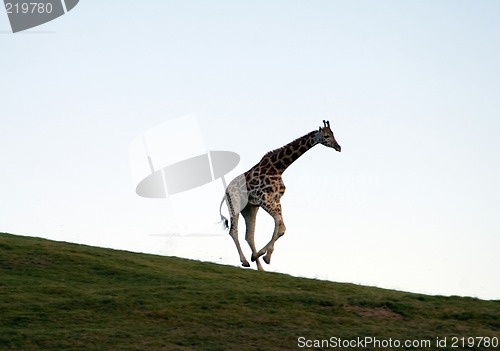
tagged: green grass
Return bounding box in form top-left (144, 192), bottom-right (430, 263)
top-left (1, 232), bottom-right (499, 350)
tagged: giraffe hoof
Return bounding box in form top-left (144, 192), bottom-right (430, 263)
top-left (242, 261), bottom-right (250, 268)
top-left (263, 256), bottom-right (271, 265)
top-left (251, 253), bottom-right (257, 262)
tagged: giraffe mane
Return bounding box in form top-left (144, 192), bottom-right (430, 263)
top-left (263, 130), bottom-right (317, 158)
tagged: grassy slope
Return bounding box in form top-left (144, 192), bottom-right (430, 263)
top-left (0, 233), bottom-right (499, 351)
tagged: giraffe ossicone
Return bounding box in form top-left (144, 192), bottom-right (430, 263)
top-left (219, 120), bottom-right (341, 270)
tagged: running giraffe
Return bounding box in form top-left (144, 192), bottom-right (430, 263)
top-left (219, 120), bottom-right (341, 270)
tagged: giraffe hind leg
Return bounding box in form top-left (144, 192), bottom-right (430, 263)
top-left (229, 221), bottom-right (250, 267)
top-left (241, 205), bottom-right (264, 271)
top-left (226, 190), bottom-right (250, 268)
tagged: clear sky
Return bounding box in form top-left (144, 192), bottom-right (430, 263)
top-left (1, 1), bottom-right (499, 300)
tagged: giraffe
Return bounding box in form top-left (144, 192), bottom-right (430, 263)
top-left (219, 120), bottom-right (341, 270)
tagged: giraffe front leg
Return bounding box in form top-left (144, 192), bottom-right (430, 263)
top-left (253, 204), bottom-right (286, 264)
top-left (263, 217), bottom-right (286, 264)
top-left (262, 217), bottom-right (286, 264)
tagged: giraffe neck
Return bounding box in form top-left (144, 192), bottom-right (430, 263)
top-left (262, 130), bottom-right (318, 175)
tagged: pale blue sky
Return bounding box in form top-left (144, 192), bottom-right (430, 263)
top-left (1, 1), bottom-right (499, 299)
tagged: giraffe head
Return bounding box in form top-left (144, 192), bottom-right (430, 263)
top-left (316, 120), bottom-right (341, 152)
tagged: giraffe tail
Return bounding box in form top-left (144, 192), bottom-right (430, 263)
top-left (219, 195), bottom-right (229, 230)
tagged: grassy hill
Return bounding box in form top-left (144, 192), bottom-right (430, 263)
top-left (1, 232), bottom-right (499, 351)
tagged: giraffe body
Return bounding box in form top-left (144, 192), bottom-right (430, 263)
top-left (219, 120), bottom-right (341, 270)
